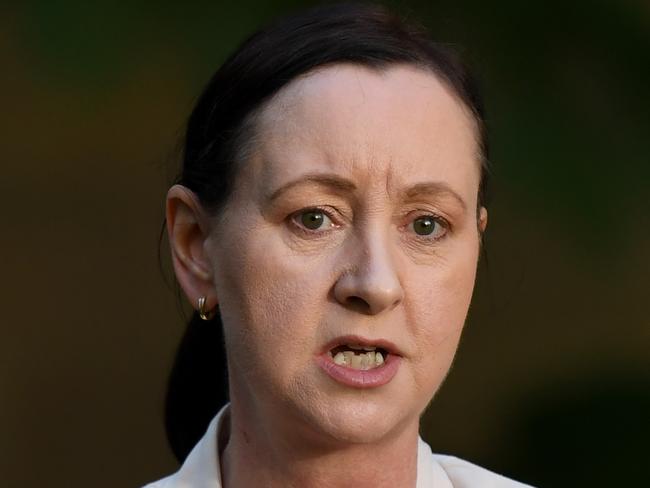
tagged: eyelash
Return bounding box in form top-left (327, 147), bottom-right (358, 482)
top-left (404, 213), bottom-right (451, 241)
top-left (289, 207), bottom-right (451, 242)
top-left (288, 206), bottom-right (339, 237)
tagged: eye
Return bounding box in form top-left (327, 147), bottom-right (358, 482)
top-left (293, 208), bottom-right (334, 232)
top-left (411, 215), bottom-right (448, 239)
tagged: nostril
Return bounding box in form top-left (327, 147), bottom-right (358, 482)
top-left (345, 295), bottom-right (371, 314)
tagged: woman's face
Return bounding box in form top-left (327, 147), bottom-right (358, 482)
top-left (206, 64), bottom-right (485, 444)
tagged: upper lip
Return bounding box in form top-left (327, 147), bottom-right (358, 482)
top-left (321, 334), bottom-right (403, 357)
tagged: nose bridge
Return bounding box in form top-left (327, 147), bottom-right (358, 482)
top-left (335, 221), bottom-right (404, 315)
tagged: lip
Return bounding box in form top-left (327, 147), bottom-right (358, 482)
top-left (316, 334), bottom-right (403, 389)
top-left (319, 335), bottom-right (403, 357)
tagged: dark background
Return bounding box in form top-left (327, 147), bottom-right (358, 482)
top-left (1, 1), bottom-right (648, 486)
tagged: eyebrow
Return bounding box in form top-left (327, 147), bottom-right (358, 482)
top-left (267, 172), bottom-right (467, 211)
top-left (267, 173), bottom-right (357, 201)
top-left (403, 182), bottom-right (468, 211)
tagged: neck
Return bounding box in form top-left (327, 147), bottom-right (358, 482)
top-left (220, 398), bottom-right (420, 488)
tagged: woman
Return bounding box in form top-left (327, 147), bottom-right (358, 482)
top-left (145, 3), bottom-right (533, 487)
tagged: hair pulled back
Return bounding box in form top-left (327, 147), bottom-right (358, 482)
top-left (165, 2), bottom-right (489, 462)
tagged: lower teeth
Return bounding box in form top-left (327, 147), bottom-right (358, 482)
top-left (332, 350), bottom-right (384, 369)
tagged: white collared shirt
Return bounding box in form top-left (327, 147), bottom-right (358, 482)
top-left (144, 405), bottom-right (533, 487)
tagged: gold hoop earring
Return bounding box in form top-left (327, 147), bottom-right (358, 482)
top-left (198, 296), bottom-right (214, 321)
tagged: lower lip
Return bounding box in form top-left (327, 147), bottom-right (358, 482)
top-left (315, 353), bottom-right (401, 388)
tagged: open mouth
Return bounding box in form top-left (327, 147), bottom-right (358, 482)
top-left (327, 344), bottom-right (389, 370)
top-left (317, 336), bottom-right (401, 388)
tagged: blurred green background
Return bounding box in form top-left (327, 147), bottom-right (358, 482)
top-left (1, 1), bottom-right (648, 486)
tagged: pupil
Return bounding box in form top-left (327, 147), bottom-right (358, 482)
top-left (301, 211), bottom-right (323, 230)
top-left (414, 217), bottom-right (434, 235)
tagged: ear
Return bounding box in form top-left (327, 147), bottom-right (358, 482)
top-left (478, 206), bottom-right (488, 233)
top-left (166, 184), bottom-right (217, 314)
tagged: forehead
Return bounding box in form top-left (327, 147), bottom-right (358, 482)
top-left (247, 63), bottom-right (480, 200)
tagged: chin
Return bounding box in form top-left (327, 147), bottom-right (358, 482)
top-left (288, 385), bottom-right (416, 446)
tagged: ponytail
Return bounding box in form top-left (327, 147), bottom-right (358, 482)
top-left (164, 311), bottom-right (229, 462)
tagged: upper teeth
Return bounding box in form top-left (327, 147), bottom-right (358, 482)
top-left (332, 350), bottom-right (384, 369)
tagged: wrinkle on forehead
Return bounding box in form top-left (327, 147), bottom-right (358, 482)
top-left (247, 63), bottom-right (481, 206)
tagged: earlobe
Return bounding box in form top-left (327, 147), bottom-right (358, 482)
top-left (478, 207), bottom-right (488, 233)
top-left (166, 184), bottom-right (217, 307)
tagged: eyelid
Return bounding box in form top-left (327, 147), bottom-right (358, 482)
top-left (403, 212), bottom-right (451, 240)
top-left (288, 207), bottom-right (451, 241)
top-left (288, 206), bottom-right (340, 234)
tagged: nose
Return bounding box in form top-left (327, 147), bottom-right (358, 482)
top-left (333, 233), bottom-right (404, 315)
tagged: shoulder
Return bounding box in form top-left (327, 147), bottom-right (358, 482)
top-left (431, 453), bottom-right (534, 488)
top-left (140, 405), bottom-right (229, 488)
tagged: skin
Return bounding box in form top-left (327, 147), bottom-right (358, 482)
top-left (167, 63), bottom-right (488, 487)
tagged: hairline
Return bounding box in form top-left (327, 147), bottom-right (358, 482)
top-left (222, 60), bottom-right (485, 215)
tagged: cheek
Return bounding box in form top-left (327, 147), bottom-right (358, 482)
top-left (211, 223), bottom-right (334, 379)
top-left (405, 241), bottom-right (479, 387)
